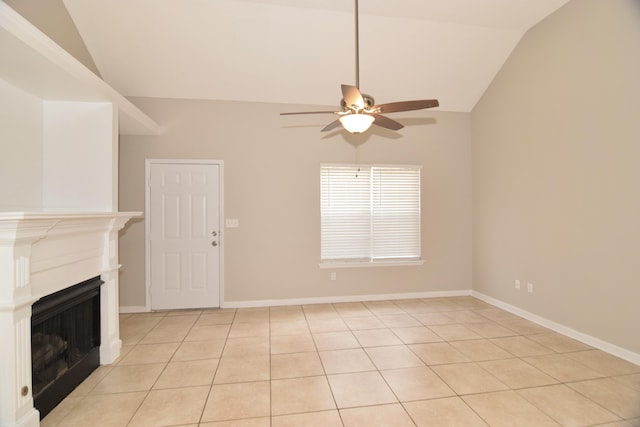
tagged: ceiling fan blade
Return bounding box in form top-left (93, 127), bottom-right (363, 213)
top-left (373, 114), bottom-right (404, 131)
top-left (280, 111), bottom-right (337, 115)
top-left (321, 119), bottom-right (342, 132)
top-left (375, 99), bottom-right (439, 114)
top-left (341, 84), bottom-right (365, 109)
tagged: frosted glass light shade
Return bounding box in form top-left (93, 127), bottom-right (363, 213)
top-left (339, 113), bottom-right (374, 134)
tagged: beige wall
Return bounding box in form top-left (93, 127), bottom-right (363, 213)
top-left (119, 98), bottom-right (472, 306)
top-left (472, 0), bottom-right (640, 354)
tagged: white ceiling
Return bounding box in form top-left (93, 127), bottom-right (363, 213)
top-left (62, 0), bottom-right (569, 112)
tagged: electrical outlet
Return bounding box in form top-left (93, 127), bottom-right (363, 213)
top-left (330, 272), bottom-right (336, 281)
top-left (515, 280), bottom-right (520, 289)
top-left (527, 282), bottom-right (533, 293)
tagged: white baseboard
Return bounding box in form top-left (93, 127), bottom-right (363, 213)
top-left (119, 291), bottom-right (471, 312)
top-left (119, 305), bottom-right (148, 313)
top-left (221, 289), bottom-right (472, 309)
top-left (472, 291), bottom-right (640, 366)
top-left (11, 408), bottom-right (40, 427)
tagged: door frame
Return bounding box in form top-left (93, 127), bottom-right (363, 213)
top-left (144, 158), bottom-right (225, 312)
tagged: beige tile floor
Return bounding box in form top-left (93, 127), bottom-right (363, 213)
top-left (41, 296), bottom-right (640, 427)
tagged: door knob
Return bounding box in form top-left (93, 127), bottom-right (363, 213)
top-left (211, 231), bottom-right (217, 236)
top-left (211, 241), bottom-right (218, 247)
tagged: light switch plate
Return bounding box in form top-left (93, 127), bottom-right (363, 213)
top-left (225, 218), bottom-right (239, 228)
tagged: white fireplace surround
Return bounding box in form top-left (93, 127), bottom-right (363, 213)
top-left (0, 211), bottom-right (140, 427)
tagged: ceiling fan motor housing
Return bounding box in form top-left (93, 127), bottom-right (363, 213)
top-left (341, 94), bottom-right (375, 111)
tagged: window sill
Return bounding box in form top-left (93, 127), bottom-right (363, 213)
top-left (319, 259), bottom-right (424, 269)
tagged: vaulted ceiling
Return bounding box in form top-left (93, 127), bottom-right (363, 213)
top-left (62, 0), bottom-right (570, 112)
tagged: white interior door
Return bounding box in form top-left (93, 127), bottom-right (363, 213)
top-left (148, 161), bottom-right (221, 310)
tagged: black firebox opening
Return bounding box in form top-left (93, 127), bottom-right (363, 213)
top-left (31, 276), bottom-right (102, 420)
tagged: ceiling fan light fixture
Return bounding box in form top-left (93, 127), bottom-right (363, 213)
top-left (339, 113), bottom-right (374, 134)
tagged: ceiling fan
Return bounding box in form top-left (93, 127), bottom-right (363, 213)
top-left (281, 0), bottom-right (439, 134)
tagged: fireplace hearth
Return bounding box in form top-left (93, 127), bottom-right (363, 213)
top-left (31, 277), bottom-right (102, 419)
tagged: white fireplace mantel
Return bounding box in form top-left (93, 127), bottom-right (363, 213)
top-left (0, 211), bottom-right (141, 427)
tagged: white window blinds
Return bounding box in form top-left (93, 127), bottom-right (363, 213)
top-left (320, 164), bottom-right (421, 263)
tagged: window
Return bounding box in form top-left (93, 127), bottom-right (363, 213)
top-left (320, 164), bottom-right (422, 266)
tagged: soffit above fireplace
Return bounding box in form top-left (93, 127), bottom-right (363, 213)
top-left (0, 2), bottom-right (159, 136)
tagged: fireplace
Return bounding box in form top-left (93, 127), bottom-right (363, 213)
top-left (0, 211), bottom-right (140, 427)
top-left (31, 276), bottom-right (102, 419)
